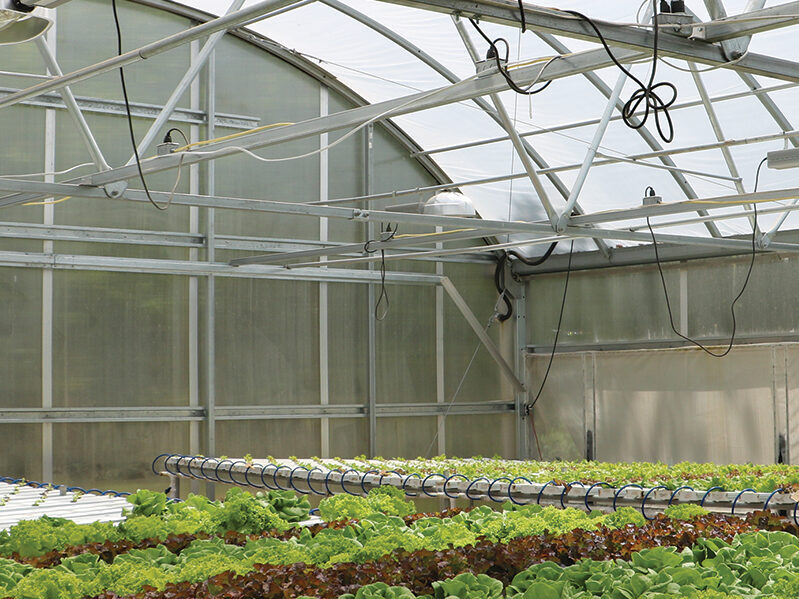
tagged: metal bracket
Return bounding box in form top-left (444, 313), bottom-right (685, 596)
top-left (103, 181), bottom-right (128, 199)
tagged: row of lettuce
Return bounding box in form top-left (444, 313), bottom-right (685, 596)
top-left (306, 530), bottom-right (799, 599)
top-left (8, 510), bottom-right (799, 599)
top-left (281, 456), bottom-right (799, 493)
top-left (0, 488), bottom-right (799, 599)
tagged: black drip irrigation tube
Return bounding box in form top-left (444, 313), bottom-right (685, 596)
top-left (150, 453), bottom-right (799, 524)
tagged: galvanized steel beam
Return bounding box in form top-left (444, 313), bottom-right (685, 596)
top-left (696, 1), bottom-right (799, 43)
top-left (0, 86), bottom-right (259, 129)
top-left (372, 0), bottom-right (799, 83)
top-left (0, 0), bottom-right (309, 111)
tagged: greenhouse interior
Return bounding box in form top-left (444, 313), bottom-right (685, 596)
top-left (2, 0), bottom-right (799, 597)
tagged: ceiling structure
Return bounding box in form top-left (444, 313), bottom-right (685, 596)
top-left (1, 0), bottom-right (799, 272)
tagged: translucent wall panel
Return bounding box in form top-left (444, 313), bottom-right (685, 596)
top-left (0, 107), bottom-right (45, 253)
top-left (58, 0), bottom-right (191, 104)
top-left (53, 271), bottom-right (189, 407)
top-left (526, 353), bottom-right (585, 461)
top-left (0, 268), bottom-right (42, 409)
top-left (527, 264), bottom-right (679, 347)
top-left (329, 418), bottom-right (369, 457)
top-left (214, 278), bottom-right (319, 406)
top-left (0, 425), bottom-right (41, 481)
top-left (372, 125), bottom-right (436, 196)
top-left (216, 420), bottom-right (321, 458)
top-left (443, 262), bottom-right (506, 403)
top-left (444, 415), bottom-right (515, 458)
top-left (53, 422), bottom-right (188, 492)
top-left (328, 283), bottom-right (368, 405)
top-left (687, 254), bottom-right (799, 339)
top-left (376, 417), bottom-right (437, 458)
top-left (54, 111), bottom-right (191, 259)
top-left (213, 36), bottom-right (321, 241)
top-left (528, 253), bottom-right (799, 348)
top-left (376, 285), bottom-right (436, 404)
top-left (594, 347), bottom-right (775, 464)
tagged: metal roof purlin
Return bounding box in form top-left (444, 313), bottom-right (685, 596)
top-left (452, 16), bottom-right (559, 229)
top-left (371, 0), bottom-right (799, 83)
top-left (322, 0), bottom-right (610, 255)
top-left (698, 0), bottom-right (799, 43)
top-left (537, 32), bottom-right (722, 238)
top-left (2, 178), bottom-right (799, 255)
top-left (0, 43), bottom-right (646, 208)
top-left (410, 82), bottom-right (797, 158)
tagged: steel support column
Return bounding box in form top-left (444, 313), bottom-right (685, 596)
top-left (205, 51), bottom-right (217, 500)
top-left (40, 23), bottom-right (56, 485)
top-left (513, 282), bottom-right (528, 459)
top-left (365, 125), bottom-right (378, 458)
top-left (319, 86), bottom-right (330, 458)
top-left (188, 40), bottom-right (201, 495)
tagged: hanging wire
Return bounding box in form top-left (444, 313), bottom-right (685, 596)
top-left (424, 299), bottom-right (504, 458)
top-left (364, 224), bottom-right (398, 321)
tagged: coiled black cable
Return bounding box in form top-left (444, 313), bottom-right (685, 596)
top-left (561, 4), bottom-right (677, 143)
top-left (468, 19), bottom-right (555, 96)
top-left (494, 242), bottom-right (558, 322)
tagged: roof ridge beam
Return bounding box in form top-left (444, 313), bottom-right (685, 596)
top-left (372, 0), bottom-right (799, 83)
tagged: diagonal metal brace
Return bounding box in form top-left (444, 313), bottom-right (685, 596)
top-left (440, 276), bottom-right (525, 393)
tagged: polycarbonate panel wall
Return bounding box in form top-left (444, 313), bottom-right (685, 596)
top-left (526, 249), bottom-right (799, 465)
top-left (528, 252), bottom-right (799, 348)
top-left (0, 0), bottom-right (514, 491)
top-left (528, 345), bottom-right (791, 465)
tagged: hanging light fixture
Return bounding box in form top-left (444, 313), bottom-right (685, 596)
top-left (0, 0), bottom-right (70, 46)
top-left (422, 190), bottom-right (477, 218)
top-left (386, 190), bottom-right (478, 218)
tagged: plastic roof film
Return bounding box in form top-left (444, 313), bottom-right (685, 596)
top-left (37, 0), bottom-right (799, 257)
top-left (168, 0), bottom-right (799, 256)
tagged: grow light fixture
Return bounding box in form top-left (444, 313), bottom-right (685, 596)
top-left (386, 190), bottom-right (477, 218)
top-left (767, 148), bottom-right (799, 170)
top-left (0, 0), bottom-right (70, 46)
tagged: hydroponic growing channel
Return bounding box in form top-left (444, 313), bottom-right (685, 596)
top-left (155, 455), bottom-right (799, 518)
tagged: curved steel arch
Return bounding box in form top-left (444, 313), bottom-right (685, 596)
top-left (134, 0), bottom-right (453, 187)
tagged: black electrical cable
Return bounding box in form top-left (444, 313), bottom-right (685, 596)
top-left (646, 159), bottom-right (764, 357)
top-left (468, 18), bottom-right (555, 96)
top-left (507, 244), bottom-right (558, 267)
top-left (364, 224), bottom-right (398, 321)
top-left (111, 0), bottom-right (167, 211)
top-left (561, 3), bottom-right (678, 143)
top-left (493, 242), bottom-right (559, 322)
top-left (517, 0), bottom-right (527, 32)
top-left (163, 127), bottom-right (189, 146)
top-left (494, 253), bottom-right (515, 321)
top-left (526, 239), bottom-right (574, 413)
